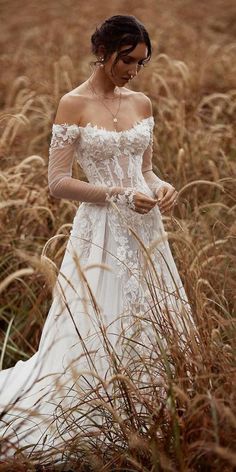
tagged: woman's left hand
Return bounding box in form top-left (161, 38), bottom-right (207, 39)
top-left (155, 183), bottom-right (178, 214)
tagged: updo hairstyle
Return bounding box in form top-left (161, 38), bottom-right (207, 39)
top-left (91, 15), bottom-right (152, 69)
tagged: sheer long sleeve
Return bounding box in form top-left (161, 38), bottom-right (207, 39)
top-left (48, 123), bottom-right (135, 206)
top-left (142, 125), bottom-right (166, 196)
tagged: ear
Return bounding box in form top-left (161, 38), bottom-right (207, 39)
top-left (97, 45), bottom-right (106, 59)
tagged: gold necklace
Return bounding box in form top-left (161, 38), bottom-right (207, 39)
top-left (88, 80), bottom-right (121, 129)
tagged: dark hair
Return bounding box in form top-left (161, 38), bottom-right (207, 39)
top-left (91, 15), bottom-right (152, 69)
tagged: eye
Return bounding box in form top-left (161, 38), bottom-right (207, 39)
top-left (122, 58), bottom-right (146, 67)
top-left (122, 58), bottom-right (132, 64)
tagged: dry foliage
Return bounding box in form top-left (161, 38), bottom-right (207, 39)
top-left (0, 0), bottom-right (236, 470)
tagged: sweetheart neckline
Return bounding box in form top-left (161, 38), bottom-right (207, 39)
top-left (53, 116), bottom-right (154, 134)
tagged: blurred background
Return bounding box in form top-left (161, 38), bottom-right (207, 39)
top-left (0, 0), bottom-right (235, 367)
top-left (0, 2), bottom-right (236, 469)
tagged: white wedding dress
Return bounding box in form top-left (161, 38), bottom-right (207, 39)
top-left (0, 116), bottom-right (195, 463)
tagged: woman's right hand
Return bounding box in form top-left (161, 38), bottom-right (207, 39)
top-left (133, 191), bottom-right (158, 214)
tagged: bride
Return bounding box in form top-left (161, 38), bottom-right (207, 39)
top-left (0, 14), bottom-right (195, 463)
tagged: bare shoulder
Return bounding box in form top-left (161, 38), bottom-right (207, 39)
top-left (122, 88), bottom-right (153, 117)
top-left (54, 89), bottom-right (88, 125)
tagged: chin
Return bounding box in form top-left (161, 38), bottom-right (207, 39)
top-left (118, 78), bottom-right (127, 85)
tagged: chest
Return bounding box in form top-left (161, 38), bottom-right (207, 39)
top-left (76, 122), bottom-right (151, 160)
top-left (79, 96), bottom-right (142, 133)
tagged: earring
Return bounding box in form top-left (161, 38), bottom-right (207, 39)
top-left (99, 57), bottom-right (104, 67)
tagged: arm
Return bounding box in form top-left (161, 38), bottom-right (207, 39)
top-left (48, 124), bottom-right (161, 212)
top-left (48, 96), bottom-right (136, 206)
top-left (48, 95), bottom-right (161, 213)
top-left (141, 96), bottom-right (178, 212)
top-left (142, 124), bottom-right (166, 195)
top-left (48, 124), bottom-right (138, 205)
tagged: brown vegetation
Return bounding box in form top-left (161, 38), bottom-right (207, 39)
top-left (0, 0), bottom-right (235, 470)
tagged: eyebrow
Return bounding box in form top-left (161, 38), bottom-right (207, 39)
top-left (123, 55), bottom-right (148, 61)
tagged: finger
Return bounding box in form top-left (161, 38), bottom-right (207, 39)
top-left (159, 188), bottom-right (176, 206)
top-left (137, 203), bottom-right (155, 214)
top-left (136, 193), bottom-right (157, 203)
top-left (161, 194), bottom-right (178, 212)
top-left (142, 202), bottom-right (158, 212)
top-left (159, 190), bottom-right (178, 209)
top-left (138, 191), bottom-right (158, 201)
top-left (136, 198), bottom-right (158, 209)
top-left (136, 207), bottom-right (148, 214)
top-left (156, 187), bottom-right (165, 201)
top-left (135, 204), bottom-right (155, 214)
top-left (141, 196), bottom-right (158, 204)
top-left (160, 201), bottom-right (176, 213)
top-left (162, 190), bottom-right (178, 206)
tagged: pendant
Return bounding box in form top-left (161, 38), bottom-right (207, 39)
top-left (113, 118), bottom-right (118, 123)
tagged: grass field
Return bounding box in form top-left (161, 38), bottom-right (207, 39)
top-left (0, 0), bottom-right (236, 470)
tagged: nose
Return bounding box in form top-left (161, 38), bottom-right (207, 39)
top-left (128, 64), bottom-right (139, 77)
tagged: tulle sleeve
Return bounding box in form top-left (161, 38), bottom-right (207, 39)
top-left (48, 123), bottom-right (135, 205)
top-left (142, 123), bottom-right (166, 195)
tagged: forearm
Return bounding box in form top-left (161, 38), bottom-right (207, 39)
top-left (48, 136), bottom-right (127, 204)
top-left (142, 169), bottom-right (166, 194)
top-left (48, 123), bottom-right (136, 206)
top-left (49, 175), bottom-right (125, 204)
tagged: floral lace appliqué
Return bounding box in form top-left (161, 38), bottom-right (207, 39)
top-left (50, 124), bottom-right (80, 149)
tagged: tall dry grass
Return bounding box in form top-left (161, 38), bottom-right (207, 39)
top-left (0, 0), bottom-right (236, 470)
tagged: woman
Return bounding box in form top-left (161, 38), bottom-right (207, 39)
top-left (0, 15), bottom-right (194, 462)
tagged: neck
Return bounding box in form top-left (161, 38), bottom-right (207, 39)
top-left (88, 67), bottom-right (119, 98)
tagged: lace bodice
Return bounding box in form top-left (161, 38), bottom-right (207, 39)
top-left (48, 116), bottom-right (165, 205)
top-left (74, 117), bottom-right (153, 189)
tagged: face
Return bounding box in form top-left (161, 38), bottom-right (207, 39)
top-left (103, 42), bottom-right (149, 86)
